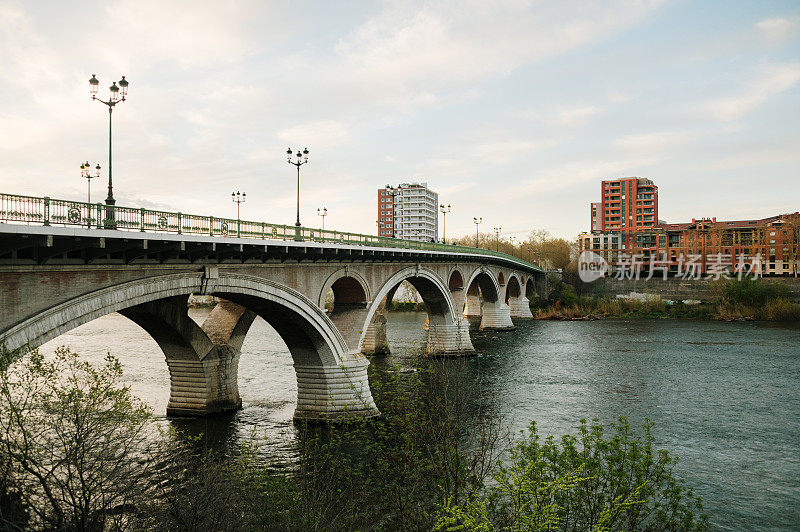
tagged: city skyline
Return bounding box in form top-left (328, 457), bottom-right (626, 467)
top-left (1, 1), bottom-right (798, 239)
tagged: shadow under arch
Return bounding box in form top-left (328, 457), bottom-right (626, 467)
top-left (317, 268), bottom-right (371, 309)
top-left (0, 271), bottom-right (378, 420)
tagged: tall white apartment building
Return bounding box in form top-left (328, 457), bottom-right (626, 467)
top-left (377, 182), bottom-right (438, 242)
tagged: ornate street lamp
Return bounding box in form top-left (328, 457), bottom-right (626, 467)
top-left (286, 147), bottom-right (309, 240)
top-left (80, 161), bottom-right (101, 204)
top-left (439, 203), bottom-right (451, 244)
top-left (473, 217), bottom-right (482, 248)
top-left (89, 74), bottom-right (129, 228)
top-left (317, 207), bottom-right (328, 230)
top-left (493, 226), bottom-right (502, 251)
top-left (231, 191), bottom-right (246, 220)
top-left (232, 191), bottom-right (246, 237)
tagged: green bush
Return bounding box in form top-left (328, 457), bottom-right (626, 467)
top-left (436, 417), bottom-right (707, 531)
top-left (722, 278), bottom-right (789, 307)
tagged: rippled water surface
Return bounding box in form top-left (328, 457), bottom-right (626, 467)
top-left (40, 311), bottom-right (800, 531)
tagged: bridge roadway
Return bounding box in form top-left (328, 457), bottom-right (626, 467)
top-left (0, 223), bottom-right (546, 421)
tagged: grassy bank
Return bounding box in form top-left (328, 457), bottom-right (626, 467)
top-left (539, 277), bottom-right (800, 322)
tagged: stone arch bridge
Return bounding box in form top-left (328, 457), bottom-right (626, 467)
top-left (0, 224), bottom-right (546, 420)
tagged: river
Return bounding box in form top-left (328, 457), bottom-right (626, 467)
top-left (39, 311), bottom-right (800, 531)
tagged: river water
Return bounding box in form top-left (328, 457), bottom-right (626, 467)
top-left (39, 311), bottom-right (800, 531)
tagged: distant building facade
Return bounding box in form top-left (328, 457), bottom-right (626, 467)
top-left (578, 231), bottom-right (620, 267)
top-left (580, 177), bottom-right (799, 277)
top-left (377, 182), bottom-right (438, 242)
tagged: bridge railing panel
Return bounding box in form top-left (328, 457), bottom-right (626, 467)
top-left (0, 194), bottom-right (46, 225)
top-left (0, 192), bottom-right (539, 270)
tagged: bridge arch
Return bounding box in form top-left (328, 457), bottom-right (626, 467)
top-left (463, 267), bottom-right (514, 330)
top-left (464, 267), bottom-right (501, 303)
top-left (505, 274), bottom-right (522, 304)
top-left (1, 272), bottom-right (378, 420)
top-left (448, 269), bottom-right (464, 292)
top-left (317, 268), bottom-right (371, 309)
top-left (526, 276), bottom-right (537, 300)
top-left (361, 267), bottom-right (473, 356)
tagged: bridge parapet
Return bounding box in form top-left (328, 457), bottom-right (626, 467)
top-left (0, 192), bottom-right (541, 273)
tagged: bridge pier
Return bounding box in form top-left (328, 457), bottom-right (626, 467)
top-left (294, 356), bottom-right (377, 419)
top-left (426, 316), bottom-right (475, 355)
top-left (508, 295), bottom-right (534, 319)
top-left (165, 346), bottom-right (242, 416)
top-left (120, 297), bottom-right (256, 417)
top-left (361, 302), bottom-right (390, 356)
top-left (463, 294), bottom-right (483, 320)
top-left (480, 300), bottom-right (515, 330)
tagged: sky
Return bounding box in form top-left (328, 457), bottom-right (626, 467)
top-left (1, 0), bottom-right (798, 240)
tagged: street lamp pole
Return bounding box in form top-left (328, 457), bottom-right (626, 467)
top-left (493, 226), bottom-right (502, 252)
top-left (473, 217), bottom-right (482, 248)
top-left (80, 161), bottom-right (101, 204)
top-left (439, 203), bottom-right (450, 244)
top-left (286, 147), bottom-right (309, 240)
top-left (317, 207), bottom-right (328, 230)
top-left (89, 74), bottom-right (128, 228)
top-left (231, 191), bottom-right (246, 237)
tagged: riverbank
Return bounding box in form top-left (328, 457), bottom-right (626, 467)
top-left (541, 277), bottom-right (800, 321)
top-left (533, 298), bottom-right (800, 321)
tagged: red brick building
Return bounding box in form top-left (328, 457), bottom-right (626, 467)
top-left (580, 177), bottom-right (799, 277)
top-left (591, 177), bottom-right (659, 251)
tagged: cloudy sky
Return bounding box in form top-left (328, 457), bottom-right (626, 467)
top-left (1, 0), bottom-right (798, 239)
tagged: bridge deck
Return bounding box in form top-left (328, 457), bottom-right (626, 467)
top-left (0, 223), bottom-right (542, 274)
top-left (0, 192), bottom-right (541, 273)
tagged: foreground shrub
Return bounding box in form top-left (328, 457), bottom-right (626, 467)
top-left (436, 417), bottom-right (707, 531)
top-left (0, 347), bottom-right (151, 531)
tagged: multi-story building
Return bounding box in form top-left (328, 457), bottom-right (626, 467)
top-left (592, 177), bottom-right (658, 250)
top-left (580, 176), bottom-right (799, 277)
top-left (377, 187), bottom-right (395, 237)
top-left (377, 182), bottom-right (438, 242)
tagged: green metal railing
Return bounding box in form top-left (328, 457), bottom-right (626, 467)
top-left (0, 192), bottom-right (540, 270)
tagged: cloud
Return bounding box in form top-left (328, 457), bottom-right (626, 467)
top-left (704, 63), bottom-right (800, 121)
top-left (756, 17), bottom-right (800, 45)
top-left (612, 131), bottom-right (699, 153)
top-left (522, 105), bottom-right (601, 128)
top-left (324, 0), bottom-right (665, 110)
top-left (277, 120), bottom-right (351, 148)
top-left (100, 0), bottom-right (263, 69)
